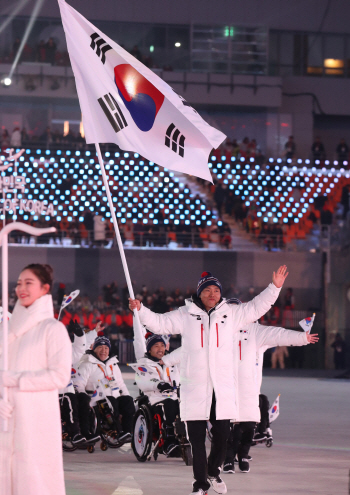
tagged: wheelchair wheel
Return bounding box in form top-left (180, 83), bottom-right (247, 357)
top-left (266, 438), bottom-right (273, 448)
top-left (87, 444), bottom-right (95, 453)
top-left (182, 444), bottom-right (193, 466)
top-left (100, 441), bottom-right (108, 451)
top-left (132, 405), bottom-right (153, 462)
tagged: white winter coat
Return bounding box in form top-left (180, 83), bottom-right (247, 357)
top-left (135, 352), bottom-right (180, 405)
top-left (138, 283), bottom-right (280, 421)
top-left (59, 333), bottom-right (87, 395)
top-left (236, 323), bottom-right (308, 422)
top-left (0, 294), bottom-right (72, 495)
top-left (73, 352), bottom-right (129, 405)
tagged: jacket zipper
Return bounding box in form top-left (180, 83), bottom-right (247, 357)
top-left (201, 324), bottom-right (204, 347)
top-left (216, 323), bottom-right (219, 347)
top-left (239, 340), bottom-right (241, 360)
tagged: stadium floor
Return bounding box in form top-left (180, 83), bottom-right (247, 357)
top-left (64, 373), bottom-right (349, 495)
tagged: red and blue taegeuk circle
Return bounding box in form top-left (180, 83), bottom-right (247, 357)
top-left (114, 64), bottom-right (164, 132)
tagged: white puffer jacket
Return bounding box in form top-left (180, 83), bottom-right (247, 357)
top-left (237, 323), bottom-right (308, 422)
top-left (134, 352), bottom-right (180, 405)
top-left (59, 333), bottom-right (87, 395)
top-left (73, 351), bottom-right (129, 404)
top-left (138, 283), bottom-right (280, 421)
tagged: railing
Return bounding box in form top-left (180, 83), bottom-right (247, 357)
top-left (117, 341), bottom-right (135, 365)
top-left (6, 227), bottom-right (326, 251)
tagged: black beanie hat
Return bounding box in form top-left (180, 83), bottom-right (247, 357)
top-left (197, 271), bottom-right (222, 297)
top-left (145, 332), bottom-right (166, 352)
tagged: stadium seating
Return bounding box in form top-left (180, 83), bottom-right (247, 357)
top-left (1, 147), bottom-right (350, 244)
top-left (0, 148), bottom-right (214, 228)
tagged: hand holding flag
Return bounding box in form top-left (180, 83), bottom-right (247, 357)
top-left (299, 313), bottom-right (316, 332)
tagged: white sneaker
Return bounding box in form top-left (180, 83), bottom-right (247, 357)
top-left (208, 475), bottom-right (227, 494)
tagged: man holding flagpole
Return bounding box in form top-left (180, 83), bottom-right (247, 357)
top-left (129, 265), bottom-right (289, 495)
top-left (58, 0), bottom-right (227, 362)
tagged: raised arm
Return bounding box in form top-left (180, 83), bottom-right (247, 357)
top-left (72, 333), bottom-right (87, 363)
top-left (235, 265), bottom-right (288, 328)
top-left (129, 299), bottom-right (184, 335)
top-left (161, 346), bottom-right (182, 367)
top-left (252, 322), bottom-right (318, 349)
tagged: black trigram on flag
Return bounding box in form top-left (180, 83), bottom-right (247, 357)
top-left (90, 33), bottom-right (112, 64)
top-left (165, 123), bottom-right (185, 157)
top-left (98, 93), bottom-right (128, 133)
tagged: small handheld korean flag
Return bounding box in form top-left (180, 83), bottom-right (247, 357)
top-left (127, 363), bottom-right (149, 374)
top-left (0, 307), bottom-right (11, 323)
top-left (58, 289), bottom-right (80, 320)
top-left (299, 313), bottom-right (316, 333)
top-left (269, 394), bottom-right (280, 423)
top-left (58, 0), bottom-right (226, 182)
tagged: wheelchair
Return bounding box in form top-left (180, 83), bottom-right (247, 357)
top-left (60, 394), bottom-right (128, 454)
top-left (251, 427), bottom-right (273, 448)
top-left (131, 394), bottom-right (193, 465)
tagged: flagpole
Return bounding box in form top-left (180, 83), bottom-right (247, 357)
top-left (0, 223), bottom-right (56, 431)
top-left (95, 144), bottom-right (146, 357)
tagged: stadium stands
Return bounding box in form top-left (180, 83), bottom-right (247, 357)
top-left (1, 146), bottom-right (350, 249)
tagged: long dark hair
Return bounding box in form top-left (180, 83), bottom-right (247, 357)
top-left (22, 264), bottom-right (53, 292)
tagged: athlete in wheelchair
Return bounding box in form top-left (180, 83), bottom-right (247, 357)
top-left (72, 335), bottom-right (135, 452)
top-left (59, 318), bottom-right (93, 449)
top-left (130, 333), bottom-right (192, 465)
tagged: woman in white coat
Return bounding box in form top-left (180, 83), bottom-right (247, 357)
top-left (0, 264), bottom-right (72, 495)
top-left (129, 266), bottom-right (288, 495)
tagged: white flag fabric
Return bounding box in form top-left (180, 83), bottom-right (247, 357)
top-left (299, 313), bottom-right (315, 333)
top-left (269, 394), bottom-right (280, 423)
top-left (58, 0), bottom-right (225, 182)
top-left (61, 290), bottom-right (80, 310)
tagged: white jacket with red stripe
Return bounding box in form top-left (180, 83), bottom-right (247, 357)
top-left (138, 283), bottom-right (280, 421)
top-left (134, 353), bottom-right (180, 405)
top-left (237, 323), bottom-right (308, 422)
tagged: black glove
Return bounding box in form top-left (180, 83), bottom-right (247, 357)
top-left (157, 382), bottom-right (173, 393)
top-left (67, 319), bottom-right (84, 338)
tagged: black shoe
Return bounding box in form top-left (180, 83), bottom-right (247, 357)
top-left (238, 458), bottom-right (250, 473)
top-left (71, 433), bottom-right (86, 445)
top-left (85, 432), bottom-right (101, 443)
top-left (191, 482), bottom-right (209, 495)
top-left (254, 432), bottom-right (267, 442)
top-left (222, 462), bottom-right (235, 474)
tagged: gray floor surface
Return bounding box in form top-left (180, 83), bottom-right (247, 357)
top-left (64, 373), bottom-right (350, 495)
